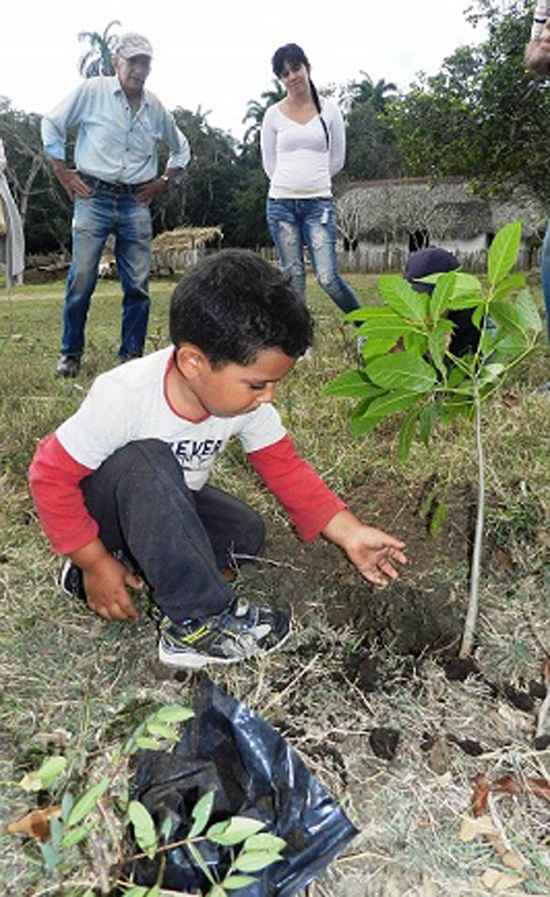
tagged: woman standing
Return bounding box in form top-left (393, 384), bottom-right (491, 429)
top-left (261, 43), bottom-right (360, 316)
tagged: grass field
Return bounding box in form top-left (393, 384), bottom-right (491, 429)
top-left (0, 271), bottom-right (549, 896)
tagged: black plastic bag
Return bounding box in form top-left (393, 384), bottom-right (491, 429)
top-left (129, 676), bottom-right (358, 895)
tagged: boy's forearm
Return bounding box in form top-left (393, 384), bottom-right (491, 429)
top-left (69, 537), bottom-right (112, 572)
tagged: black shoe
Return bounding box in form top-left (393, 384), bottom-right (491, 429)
top-left (56, 354), bottom-right (81, 378)
top-left (158, 598), bottom-right (291, 669)
top-left (59, 559), bottom-right (87, 601)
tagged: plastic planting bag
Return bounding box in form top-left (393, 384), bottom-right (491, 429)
top-left (129, 676), bottom-right (358, 895)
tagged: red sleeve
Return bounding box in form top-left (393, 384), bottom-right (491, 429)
top-left (28, 433), bottom-right (98, 554)
top-left (247, 434), bottom-right (346, 542)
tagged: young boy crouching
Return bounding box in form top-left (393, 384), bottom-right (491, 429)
top-left (29, 250), bottom-right (406, 669)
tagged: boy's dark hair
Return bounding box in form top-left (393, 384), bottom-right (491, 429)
top-left (169, 249), bottom-right (314, 367)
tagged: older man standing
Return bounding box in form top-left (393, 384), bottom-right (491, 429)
top-left (525, 5), bottom-right (550, 343)
top-left (42, 32), bottom-right (190, 377)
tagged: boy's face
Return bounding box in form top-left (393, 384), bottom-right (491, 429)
top-left (175, 346), bottom-right (297, 418)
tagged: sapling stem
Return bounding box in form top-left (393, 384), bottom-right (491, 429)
top-left (460, 391), bottom-right (484, 658)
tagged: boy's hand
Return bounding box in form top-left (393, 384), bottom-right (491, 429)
top-left (322, 510), bottom-right (407, 588)
top-left (82, 554), bottom-right (141, 620)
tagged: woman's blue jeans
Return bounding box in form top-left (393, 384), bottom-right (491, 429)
top-left (540, 220), bottom-right (550, 343)
top-left (266, 197), bottom-right (360, 314)
top-left (61, 186), bottom-right (152, 360)
top-left (80, 439), bottom-right (265, 624)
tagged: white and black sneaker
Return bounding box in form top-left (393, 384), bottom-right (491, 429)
top-left (158, 598), bottom-right (291, 669)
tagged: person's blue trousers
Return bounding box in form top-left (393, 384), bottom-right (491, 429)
top-left (61, 185), bottom-right (152, 360)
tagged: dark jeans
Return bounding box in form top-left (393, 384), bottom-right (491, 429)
top-left (80, 440), bottom-right (265, 624)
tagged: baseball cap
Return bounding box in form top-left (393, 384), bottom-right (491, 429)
top-left (404, 247), bottom-right (459, 294)
top-left (116, 33), bottom-right (153, 60)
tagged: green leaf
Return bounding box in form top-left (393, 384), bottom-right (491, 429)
top-left (491, 290), bottom-right (542, 338)
top-left (349, 306), bottom-right (417, 339)
top-left (134, 735), bottom-right (162, 750)
top-left (223, 874), bottom-right (258, 889)
top-left (436, 396), bottom-right (474, 423)
top-left (128, 800), bottom-right (158, 859)
top-left (325, 370), bottom-right (383, 398)
top-left (350, 392), bottom-right (420, 435)
top-left (61, 819), bottom-right (95, 849)
top-left (487, 221), bottom-right (521, 286)
top-left (234, 849), bottom-right (283, 872)
top-left (49, 815), bottom-right (63, 850)
top-left (419, 404), bottom-right (438, 446)
top-left (61, 791), bottom-right (74, 822)
top-left (429, 499), bottom-right (448, 535)
top-left (188, 791), bottom-right (215, 838)
top-left (428, 320), bottom-right (451, 377)
top-left (207, 816), bottom-right (265, 846)
top-left (66, 777), bottom-right (110, 828)
top-left (418, 485), bottom-right (437, 520)
top-left (397, 408), bottom-right (421, 463)
top-left (429, 271), bottom-right (457, 322)
top-left (360, 335), bottom-right (401, 358)
top-left (122, 887), bottom-right (151, 897)
top-left (379, 274), bottom-right (428, 322)
top-left (365, 354), bottom-right (437, 394)
top-left (478, 362), bottom-right (505, 386)
top-left (402, 331), bottom-right (428, 357)
top-left (19, 756), bottom-right (67, 792)
top-left (39, 841), bottom-right (60, 872)
top-left (144, 721), bottom-right (179, 741)
top-left (244, 833), bottom-right (287, 852)
top-left (492, 271), bottom-right (526, 301)
top-left (152, 705), bottom-right (195, 724)
top-left (205, 886), bottom-right (226, 897)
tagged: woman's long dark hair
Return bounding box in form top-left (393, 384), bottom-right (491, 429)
top-left (271, 43), bottom-right (329, 148)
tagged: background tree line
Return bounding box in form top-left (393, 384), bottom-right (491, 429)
top-left (1, 0), bottom-right (549, 257)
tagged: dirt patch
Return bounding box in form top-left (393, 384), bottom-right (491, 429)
top-left (241, 471), bottom-right (474, 665)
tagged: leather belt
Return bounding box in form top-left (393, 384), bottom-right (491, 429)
top-left (79, 172), bottom-right (150, 194)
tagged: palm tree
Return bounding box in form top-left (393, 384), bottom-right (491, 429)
top-left (77, 20), bottom-right (121, 78)
top-left (242, 80), bottom-right (286, 145)
top-left (348, 73), bottom-right (397, 112)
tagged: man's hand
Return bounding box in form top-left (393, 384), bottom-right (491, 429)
top-left (135, 177), bottom-right (168, 204)
top-left (322, 510), bottom-right (407, 588)
top-left (82, 554), bottom-right (141, 620)
top-left (51, 162), bottom-right (92, 199)
top-left (525, 22), bottom-right (550, 75)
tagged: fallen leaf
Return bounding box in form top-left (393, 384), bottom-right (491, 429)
top-left (428, 735), bottom-right (450, 775)
top-left (459, 814), bottom-right (498, 842)
top-left (7, 806), bottom-right (61, 841)
top-left (501, 393), bottom-right (521, 408)
top-left (472, 773), bottom-right (490, 817)
top-left (498, 848), bottom-right (526, 872)
top-left (495, 547), bottom-right (516, 574)
top-left (479, 867), bottom-right (525, 892)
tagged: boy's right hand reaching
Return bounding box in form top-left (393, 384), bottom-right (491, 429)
top-left (70, 539), bottom-right (140, 620)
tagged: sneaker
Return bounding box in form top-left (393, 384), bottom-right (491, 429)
top-left (56, 354), bottom-right (81, 378)
top-left (158, 599), bottom-right (291, 669)
top-left (59, 558), bottom-right (87, 602)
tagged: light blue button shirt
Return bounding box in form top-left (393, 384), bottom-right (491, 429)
top-left (41, 76), bottom-right (190, 184)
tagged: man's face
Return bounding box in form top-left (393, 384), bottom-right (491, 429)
top-left (114, 54), bottom-right (151, 99)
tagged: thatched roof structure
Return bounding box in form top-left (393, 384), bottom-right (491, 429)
top-left (152, 226), bottom-right (223, 252)
top-left (336, 177), bottom-right (546, 243)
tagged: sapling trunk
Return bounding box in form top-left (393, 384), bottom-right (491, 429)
top-left (459, 391), bottom-right (485, 658)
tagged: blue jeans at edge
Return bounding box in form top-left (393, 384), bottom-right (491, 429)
top-left (266, 197), bottom-right (361, 314)
top-left (61, 186), bottom-right (153, 359)
top-left (539, 220), bottom-right (550, 343)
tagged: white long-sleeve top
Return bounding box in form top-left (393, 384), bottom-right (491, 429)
top-left (261, 99), bottom-right (346, 199)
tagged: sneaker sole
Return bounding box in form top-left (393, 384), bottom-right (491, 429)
top-left (157, 623), bottom-right (292, 669)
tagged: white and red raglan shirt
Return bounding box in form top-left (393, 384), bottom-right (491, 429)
top-left (29, 346), bottom-right (346, 555)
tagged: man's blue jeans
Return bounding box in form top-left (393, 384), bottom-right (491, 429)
top-left (266, 197), bottom-right (361, 314)
top-left (61, 186), bottom-right (153, 360)
top-left (540, 220), bottom-right (550, 343)
top-left (80, 440), bottom-right (265, 624)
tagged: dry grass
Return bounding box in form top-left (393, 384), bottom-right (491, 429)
top-left (0, 270), bottom-right (549, 895)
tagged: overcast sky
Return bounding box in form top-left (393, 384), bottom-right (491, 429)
top-left (1, 1), bottom-right (486, 141)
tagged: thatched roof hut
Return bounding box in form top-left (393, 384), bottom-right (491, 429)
top-left (335, 177), bottom-right (545, 272)
top-left (151, 226), bottom-right (223, 273)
